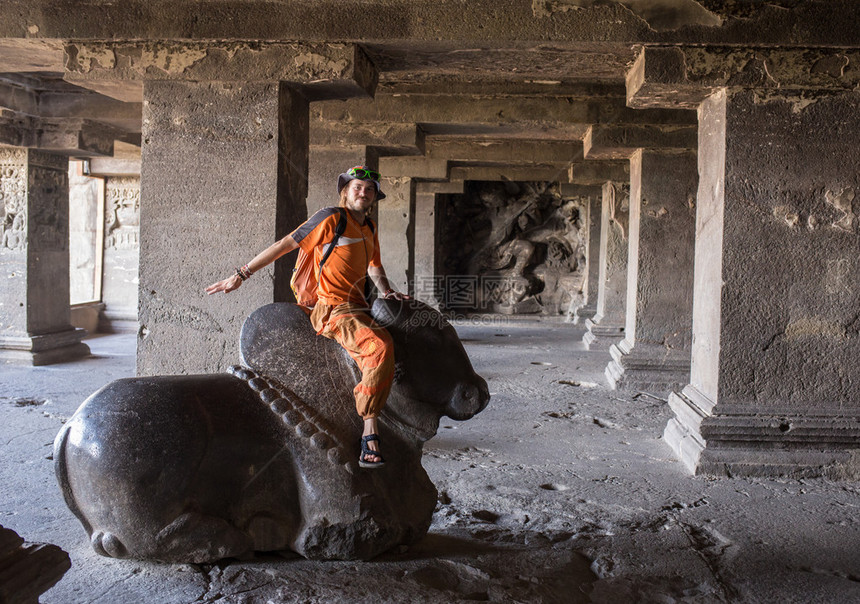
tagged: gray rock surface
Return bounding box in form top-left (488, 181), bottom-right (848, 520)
top-left (1, 318), bottom-right (859, 602)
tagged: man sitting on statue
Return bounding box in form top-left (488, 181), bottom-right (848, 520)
top-left (206, 166), bottom-right (409, 468)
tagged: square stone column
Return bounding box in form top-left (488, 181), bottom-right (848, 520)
top-left (100, 175), bottom-right (140, 334)
top-left (664, 89), bottom-right (860, 477)
top-left (138, 82), bottom-right (308, 375)
top-left (376, 158), bottom-right (447, 295)
top-left (583, 181), bottom-right (629, 349)
top-left (410, 180), bottom-right (465, 307)
top-left (376, 175), bottom-right (413, 294)
top-left (65, 40), bottom-right (377, 375)
top-left (561, 185), bottom-right (603, 324)
top-left (606, 150), bottom-right (698, 393)
top-left (413, 188), bottom-right (438, 306)
top-left (0, 146), bottom-right (89, 365)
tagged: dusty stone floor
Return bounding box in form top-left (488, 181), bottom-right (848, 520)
top-left (2, 321), bottom-right (860, 603)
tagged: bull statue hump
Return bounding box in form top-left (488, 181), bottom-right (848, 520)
top-left (53, 300), bottom-right (490, 563)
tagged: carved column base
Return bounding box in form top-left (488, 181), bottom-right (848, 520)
top-left (605, 340), bottom-right (690, 394)
top-left (98, 307), bottom-right (139, 334)
top-left (664, 385), bottom-right (860, 478)
top-left (582, 317), bottom-right (624, 349)
top-left (569, 303), bottom-right (596, 325)
top-left (0, 328), bottom-right (90, 365)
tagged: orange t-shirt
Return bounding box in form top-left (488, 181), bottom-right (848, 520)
top-left (290, 207), bottom-right (381, 305)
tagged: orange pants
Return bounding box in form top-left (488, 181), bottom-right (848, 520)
top-left (310, 302), bottom-right (395, 419)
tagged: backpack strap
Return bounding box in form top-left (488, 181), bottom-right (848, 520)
top-left (318, 207), bottom-right (348, 270)
top-left (365, 217), bottom-right (375, 233)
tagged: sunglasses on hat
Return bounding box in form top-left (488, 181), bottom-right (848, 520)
top-left (348, 166), bottom-right (381, 181)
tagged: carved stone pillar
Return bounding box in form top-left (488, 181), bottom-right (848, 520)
top-left (63, 41), bottom-right (376, 375)
top-left (100, 175), bottom-right (140, 333)
top-left (413, 188), bottom-right (438, 306)
top-left (377, 158), bottom-right (447, 295)
top-left (583, 181), bottom-right (629, 349)
top-left (664, 89), bottom-right (860, 476)
top-left (606, 150), bottom-right (698, 393)
top-left (376, 175), bottom-right (413, 293)
top-left (562, 185), bottom-right (603, 324)
top-left (138, 81), bottom-right (308, 375)
top-left (412, 181), bottom-right (463, 307)
top-left (0, 146), bottom-right (89, 364)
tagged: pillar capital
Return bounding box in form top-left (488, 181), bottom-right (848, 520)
top-left (87, 157), bottom-right (141, 177)
top-left (0, 113), bottom-right (119, 156)
top-left (64, 41), bottom-right (377, 102)
top-left (627, 45), bottom-right (860, 109)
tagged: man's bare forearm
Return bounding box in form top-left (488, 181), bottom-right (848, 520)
top-left (246, 234), bottom-right (299, 274)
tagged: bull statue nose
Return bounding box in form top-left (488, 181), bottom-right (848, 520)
top-left (445, 376), bottom-right (490, 421)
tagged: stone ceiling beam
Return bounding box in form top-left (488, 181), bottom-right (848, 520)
top-left (425, 138), bottom-right (584, 164)
top-left (415, 180), bottom-right (464, 195)
top-left (311, 121), bottom-right (424, 156)
top-left (315, 94), bottom-right (696, 127)
top-left (0, 113), bottom-right (118, 156)
top-left (378, 156), bottom-right (447, 180)
top-left (64, 41), bottom-right (378, 102)
top-left (568, 161), bottom-right (629, 185)
top-left (422, 123), bottom-right (592, 140)
top-left (447, 161), bottom-right (627, 186)
top-left (627, 45), bottom-right (860, 110)
top-left (376, 80), bottom-right (628, 98)
top-left (0, 39), bottom-right (64, 72)
top-left (583, 124), bottom-right (697, 160)
top-left (87, 157), bottom-right (141, 177)
top-left (0, 81), bottom-right (142, 121)
top-left (2, 1), bottom-right (859, 46)
top-left (0, 81), bottom-right (38, 115)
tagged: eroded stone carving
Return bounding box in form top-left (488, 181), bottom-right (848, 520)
top-left (29, 165), bottom-right (68, 253)
top-left (440, 181), bottom-right (586, 315)
top-left (825, 187), bottom-right (856, 233)
top-left (54, 300), bottom-right (490, 563)
top-left (0, 148), bottom-right (26, 252)
top-left (105, 177), bottom-right (140, 250)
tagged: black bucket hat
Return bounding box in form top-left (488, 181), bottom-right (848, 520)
top-left (337, 166), bottom-right (386, 200)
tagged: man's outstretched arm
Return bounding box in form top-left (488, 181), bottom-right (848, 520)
top-left (205, 234), bottom-right (299, 294)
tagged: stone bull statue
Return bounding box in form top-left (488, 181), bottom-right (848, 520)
top-left (54, 300), bottom-right (490, 563)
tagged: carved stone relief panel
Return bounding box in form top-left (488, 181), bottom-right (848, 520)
top-left (438, 181), bottom-right (587, 315)
top-left (28, 164), bottom-right (69, 253)
top-left (105, 177), bottom-right (140, 250)
top-left (0, 147), bottom-right (27, 252)
top-left (606, 182), bottom-right (631, 276)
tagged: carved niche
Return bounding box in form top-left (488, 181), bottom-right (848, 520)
top-left (438, 181), bottom-right (587, 315)
top-left (105, 177), bottom-right (140, 250)
top-left (0, 148), bottom-right (27, 252)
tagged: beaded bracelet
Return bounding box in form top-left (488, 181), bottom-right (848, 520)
top-left (235, 264), bottom-right (252, 281)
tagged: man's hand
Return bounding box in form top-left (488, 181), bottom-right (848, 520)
top-left (383, 290), bottom-right (411, 301)
top-left (205, 274), bottom-right (243, 295)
